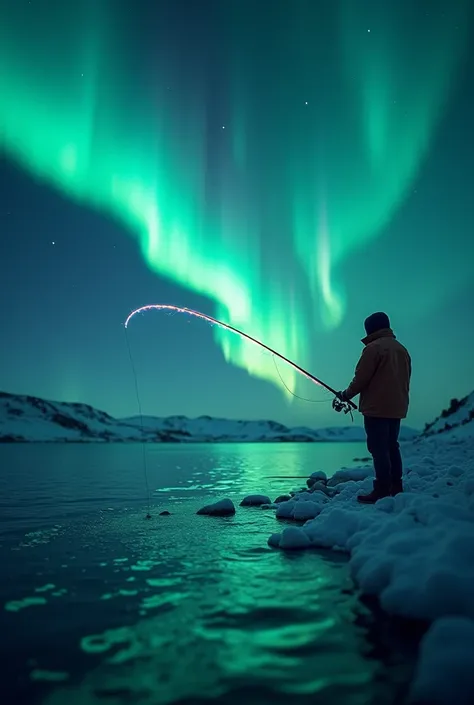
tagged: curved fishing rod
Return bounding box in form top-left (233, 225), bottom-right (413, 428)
top-left (124, 304), bottom-right (356, 410)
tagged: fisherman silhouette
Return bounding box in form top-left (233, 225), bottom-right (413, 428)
top-left (337, 312), bottom-right (412, 503)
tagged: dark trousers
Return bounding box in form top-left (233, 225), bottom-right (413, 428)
top-left (363, 416), bottom-right (402, 493)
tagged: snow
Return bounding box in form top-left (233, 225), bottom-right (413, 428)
top-left (266, 420), bottom-right (474, 704)
top-left (327, 466), bottom-right (373, 487)
top-left (422, 392), bottom-right (474, 438)
top-left (409, 617), bottom-right (474, 705)
top-left (0, 390), bottom-right (419, 443)
top-left (277, 527), bottom-right (312, 550)
top-left (196, 499), bottom-right (236, 516)
top-left (240, 494), bottom-right (271, 506)
top-left (275, 493), bottom-right (327, 521)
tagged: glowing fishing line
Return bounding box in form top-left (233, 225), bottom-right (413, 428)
top-left (124, 326), bottom-right (152, 519)
top-left (124, 303), bottom-right (356, 409)
top-left (125, 303), bottom-right (356, 518)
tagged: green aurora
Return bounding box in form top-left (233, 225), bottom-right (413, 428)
top-left (0, 0), bottom-right (471, 397)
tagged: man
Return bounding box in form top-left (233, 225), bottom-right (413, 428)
top-left (338, 312), bottom-right (411, 504)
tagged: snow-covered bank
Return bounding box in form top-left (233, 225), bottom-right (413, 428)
top-left (266, 423), bottom-right (474, 703)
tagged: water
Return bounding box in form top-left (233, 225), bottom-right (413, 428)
top-left (0, 443), bottom-right (417, 704)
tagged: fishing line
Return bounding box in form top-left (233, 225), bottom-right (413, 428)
top-left (124, 326), bottom-right (152, 519)
top-left (124, 303), bottom-right (355, 517)
top-left (272, 355), bottom-right (331, 403)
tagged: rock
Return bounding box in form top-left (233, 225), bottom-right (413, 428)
top-left (274, 494), bottom-right (291, 504)
top-left (307, 471), bottom-right (327, 488)
top-left (159, 510), bottom-right (171, 516)
top-left (240, 494), bottom-right (272, 507)
top-left (310, 470), bottom-right (327, 482)
top-left (197, 499), bottom-right (235, 517)
top-left (268, 533), bottom-right (281, 548)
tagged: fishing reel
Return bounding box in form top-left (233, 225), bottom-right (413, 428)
top-left (332, 395), bottom-right (353, 416)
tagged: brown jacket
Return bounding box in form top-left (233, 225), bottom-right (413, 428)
top-left (345, 328), bottom-right (411, 419)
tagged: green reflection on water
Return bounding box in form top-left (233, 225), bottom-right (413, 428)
top-left (38, 501), bottom-right (390, 705)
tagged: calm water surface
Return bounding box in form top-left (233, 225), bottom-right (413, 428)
top-left (0, 443), bottom-right (416, 705)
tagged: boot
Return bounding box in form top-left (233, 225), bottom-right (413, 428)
top-left (357, 480), bottom-right (390, 505)
top-left (390, 480), bottom-right (404, 496)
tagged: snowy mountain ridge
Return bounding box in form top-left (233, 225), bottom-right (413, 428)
top-left (422, 391), bottom-right (474, 439)
top-left (0, 390), bottom-right (419, 443)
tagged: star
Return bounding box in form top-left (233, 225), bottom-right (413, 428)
top-left (51, 241), bottom-right (55, 245)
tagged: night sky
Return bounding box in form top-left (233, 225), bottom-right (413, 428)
top-left (1, 0), bottom-right (473, 430)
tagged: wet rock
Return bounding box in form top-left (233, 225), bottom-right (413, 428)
top-left (307, 471), bottom-right (328, 488)
top-left (197, 499), bottom-right (235, 517)
top-left (274, 494), bottom-right (291, 504)
top-left (240, 494), bottom-right (271, 507)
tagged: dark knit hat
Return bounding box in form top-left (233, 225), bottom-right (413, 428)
top-left (364, 312), bottom-right (390, 336)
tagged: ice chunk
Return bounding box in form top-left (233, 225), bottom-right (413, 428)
top-left (196, 499), bottom-right (235, 516)
top-left (279, 527), bottom-right (312, 550)
top-left (409, 617), bottom-right (474, 705)
top-left (240, 494), bottom-right (271, 506)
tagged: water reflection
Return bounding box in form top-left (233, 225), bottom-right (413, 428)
top-left (0, 443), bottom-right (413, 705)
top-left (32, 504), bottom-right (380, 705)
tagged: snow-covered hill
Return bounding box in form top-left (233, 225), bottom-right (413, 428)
top-left (422, 392), bottom-right (474, 439)
top-left (0, 391), bottom-right (419, 443)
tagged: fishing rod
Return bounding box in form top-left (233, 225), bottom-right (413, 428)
top-left (124, 304), bottom-right (356, 412)
top-left (125, 303), bottom-right (356, 519)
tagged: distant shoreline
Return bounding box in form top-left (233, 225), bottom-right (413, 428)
top-left (0, 437), bottom-right (370, 445)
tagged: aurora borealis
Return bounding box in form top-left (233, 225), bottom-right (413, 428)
top-left (1, 0), bottom-right (474, 428)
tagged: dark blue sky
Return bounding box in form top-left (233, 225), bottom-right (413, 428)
top-left (1, 0), bottom-right (473, 430)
